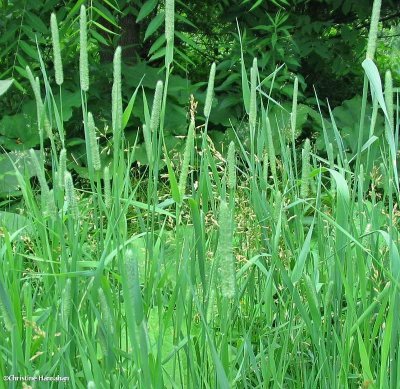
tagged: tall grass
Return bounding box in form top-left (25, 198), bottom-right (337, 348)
top-left (0, 0), bottom-right (399, 388)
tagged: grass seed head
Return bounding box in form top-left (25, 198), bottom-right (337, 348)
top-left (263, 150), bottom-right (269, 188)
top-left (61, 278), bottom-right (72, 326)
top-left (227, 141), bottom-right (236, 190)
top-left (178, 118), bottom-right (195, 200)
top-left (79, 5), bottom-right (89, 91)
top-left (249, 58), bottom-right (258, 128)
top-left (206, 287), bottom-right (215, 324)
top-left (265, 116), bottom-right (277, 179)
top-left (273, 190), bottom-right (283, 221)
top-left (385, 69), bottom-right (394, 131)
top-left (103, 166), bottom-right (111, 209)
top-left (204, 62), bottom-right (216, 118)
top-left (26, 68), bottom-right (45, 129)
top-left (142, 124), bottom-right (153, 163)
top-left (366, 0), bottom-right (382, 60)
top-left (29, 149), bottom-right (50, 194)
top-left (26, 66), bottom-right (42, 105)
top-left (217, 200), bottom-right (236, 299)
top-left (50, 13), bottom-right (63, 85)
top-left (165, 0), bottom-right (175, 43)
top-left (124, 248), bottom-right (144, 324)
top-left (43, 114), bottom-right (52, 139)
top-left (58, 148), bottom-right (67, 188)
top-left (112, 47), bottom-right (122, 134)
top-left (98, 287), bottom-right (114, 335)
top-left (300, 138), bottom-right (311, 198)
top-left (113, 47), bottom-right (122, 93)
top-left (87, 112), bottom-right (101, 171)
top-left (64, 172), bottom-right (78, 219)
top-left (43, 189), bottom-right (57, 219)
top-left (150, 80), bottom-right (163, 133)
top-left (291, 76), bottom-right (298, 136)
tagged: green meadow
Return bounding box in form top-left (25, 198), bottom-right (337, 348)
top-left (0, 0), bottom-right (399, 387)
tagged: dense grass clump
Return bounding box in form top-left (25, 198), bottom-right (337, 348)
top-left (0, 1), bottom-right (399, 388)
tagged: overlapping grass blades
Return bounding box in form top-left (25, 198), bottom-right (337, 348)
top-left (0, 0), bottom-right (399, 387)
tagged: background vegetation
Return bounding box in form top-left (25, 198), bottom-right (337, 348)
top-left (1, 0), bottom-right (399, 159)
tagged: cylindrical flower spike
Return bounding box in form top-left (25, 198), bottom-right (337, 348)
top-left (300, 138), bottom-right (311, 198)
top-left (265, 116), bottom-right (277, 180)
top-left (291, 77), bottom-right (298, 137)
top-left (61, 278), bottom-right (72, 326)
top-left (217, 200), bottom-right (236, 299)
top-left (142, 124), bottom-right (152, 164)
top-left (79, 5), bottom-right (89, 91)
top-left (112, 47), bottom-right (122, 134)
top-left (58, 148), bottom-right (67, 188)
top-left (50, 13), bottom-right (63, 85)
top-left (178, 118), bottom-right (195, 200)
top-left (150, 80), bottom-right (163, 133)
top-left (204, 62), bottom-right (216, 119)
top-left (87, 112), bottom-right (101, 171)
top-left (165, 0), bottom-right (175, 43)
top-left (98, 287), bottom-right (114, 335)
top-left (249, 58), bottom-right (257, 129)
top-left (64, 172), bottom-right (78, 219)
top-left (227, 141), bottom-right (236, 190)
top-left (366, 0), bottom-right (382, 60)
top-left (385, 70), bottom-right (394, 132)
top-left (103, 166), bottom-right (111, 209)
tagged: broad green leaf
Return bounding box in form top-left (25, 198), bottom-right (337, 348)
top-left (92, 3), bottom-right (119, 27)
top-left (0, 212), bottom-right (30, 235)
top-left (148, 34), bottom-right (166, 56)
top-left (249, 0), bottom-right (263, 11)
top-left (26, 11), bottom-right (48, 34)
top-left (137, 0), bottom-right (159, 22)
top-left (0, 79), bottom-right (13, 96)
top-left (92, 20), bottom-right (119, 35)
top-left (90, 29), bottom-right (109, 45)
top-left (19, 40), bottom-right (38, 60)
top-left (175, 31), bottom-right (203, 52)
top-left (144, 12), bottom-right (164, 41)
top-left (0, 151), bottom-right (37, 195)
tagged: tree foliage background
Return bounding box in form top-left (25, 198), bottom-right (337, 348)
top-left (0, 0), bottom-right (399, 158)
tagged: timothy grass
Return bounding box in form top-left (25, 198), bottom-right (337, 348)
top-left (0, 1), bottom-right (399, 388)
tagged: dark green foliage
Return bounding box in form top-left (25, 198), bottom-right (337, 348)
top-left (0, 0), bottom-right (399, 160)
